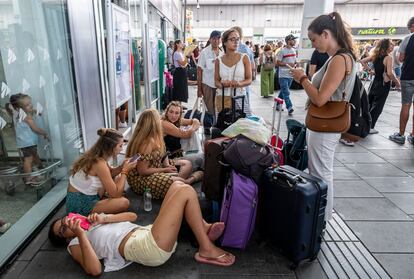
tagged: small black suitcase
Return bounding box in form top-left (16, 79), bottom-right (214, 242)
top-left (261, 165), bottom-right (327, 268)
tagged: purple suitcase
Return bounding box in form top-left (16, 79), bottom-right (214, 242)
top-left (220, 170), bottom-right (258, 249)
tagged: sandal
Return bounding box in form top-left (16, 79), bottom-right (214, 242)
top-left (190, 171), bottom-right (204, 183)
top-left (194, 252), bottom-right (235, 267)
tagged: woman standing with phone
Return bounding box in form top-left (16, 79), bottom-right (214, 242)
top-left (66, 128), bottom-right (137, 216)
top-left (289, 12), bottom-right (358, 220)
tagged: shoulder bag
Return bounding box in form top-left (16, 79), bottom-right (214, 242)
top-left (305, 54), bottom-right (351, 133)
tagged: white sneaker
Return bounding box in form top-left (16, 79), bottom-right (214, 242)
top-left (339, 139), bottom-right (355, 146)
top-left (119, 122), bottom-right (128, 128)
top-left (369, 128), bottom-right (379, 134)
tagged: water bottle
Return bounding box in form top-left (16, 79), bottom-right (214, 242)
top-left (143, 187), bottom-right (152, 212)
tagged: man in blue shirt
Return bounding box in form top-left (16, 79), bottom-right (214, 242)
top-left (232, 26), bottom-right (255, 116)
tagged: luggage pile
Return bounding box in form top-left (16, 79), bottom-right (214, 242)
top-left (201, 97), bottom-right (328, 268)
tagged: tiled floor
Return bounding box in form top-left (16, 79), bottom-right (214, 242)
top-left (2, 77), bottom-right (414, 278)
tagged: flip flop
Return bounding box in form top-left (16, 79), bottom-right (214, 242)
top-left (207, 222), bottom-right (225, 242)
top-left (194, 252), bottom-right (235, 267)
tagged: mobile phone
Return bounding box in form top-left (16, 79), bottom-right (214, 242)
top-left (68, 213), bottom-right (91, 230)
top-left (129, 154), bottom-right (141, 163)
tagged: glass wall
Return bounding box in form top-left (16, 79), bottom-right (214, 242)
top-left (130, 1), bottom-right (146, 112)
top-left (0, 0), bottom-right (82, 244)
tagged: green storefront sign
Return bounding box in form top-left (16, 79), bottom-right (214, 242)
top-left (352, 27), bottom-right (408, 36)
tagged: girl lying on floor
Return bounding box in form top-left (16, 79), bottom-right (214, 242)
top-left (48, 181), bottom-right (234, 275)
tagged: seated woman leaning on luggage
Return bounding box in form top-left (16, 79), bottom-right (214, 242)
top-left (66, 128), bottom-right (137, 216)
top-left (49, 181), bottom-right (234, 276)
top-left (161, 101), bottom-right (205, 170)
top-left (126, 109), bottom-right (203, 200)
top-left (161, 101), bottom-right (201, 159)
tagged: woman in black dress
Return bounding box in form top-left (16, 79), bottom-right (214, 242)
top-left (172, 40), bottom-right (189, 103)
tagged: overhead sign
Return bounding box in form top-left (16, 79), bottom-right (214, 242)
top-left (352, 27), bottom-right (409, 36)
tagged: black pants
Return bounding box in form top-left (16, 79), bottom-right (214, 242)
top-left (368, 80), bottom-right (391, 128)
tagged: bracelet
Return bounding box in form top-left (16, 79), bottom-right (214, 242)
top-left (299, 75), bottom-right (308, 85)
top-left (121, 169), bottom-right (128, 176)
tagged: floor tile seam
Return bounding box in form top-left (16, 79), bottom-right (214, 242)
top-left (336, 243), bottom-right (373, 279)
top-left (327, 218), bottom-right (353, 242)
top-left (352, 242), bottom-right (392, 278)
top-left (334, 196), bottom-right (385, 199)
top-left (331, 215), bottom-right (359, 241)
top-left (348, 242), bottom-right (389, 278)
top-left (319, 241), bottom-right (347, 278)
top-left (330, 214), bottom-right (397, 277)
top-left (339, 219), bottom-right (413, 222)
top-left (318, 245), bottom-right (341, 279)
top-left (328, 241), bottom-right (365, 278)
top-left (346, 219), bottom-right (414, 223)
top-left (343, 242), bottom-right (383, 278)
top-left (386, 161), bottom-right (414, 175)
top-left (372, 252), bottom-right (414, 255)
top-left (380, 195), bottom-right (414, 217)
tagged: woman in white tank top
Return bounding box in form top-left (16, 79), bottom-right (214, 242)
top-left (66, 128), bottom-right (137, 216)
top-left (214, 28), bottom-right (252, 112)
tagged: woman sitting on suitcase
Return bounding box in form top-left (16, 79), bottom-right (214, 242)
top-left (48, 181), bottom-right (234, 275)
top-left (214, 28), bottom-right (252, 115)
top-left (126, 109), bottom-right (203, 199)
top-left (289, 12), bottom-right (358, 221)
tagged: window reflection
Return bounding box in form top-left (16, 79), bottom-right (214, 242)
top-left (0, 0), bottom-right (81, 234)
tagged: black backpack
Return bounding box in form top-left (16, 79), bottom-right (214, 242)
top-left (283, 119), bottom-right (308, 171)
top-left (347, 76), bottom-right (371, 138)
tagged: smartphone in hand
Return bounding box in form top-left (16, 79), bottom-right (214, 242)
top-left (129, 154), bottom-right (141, 163)
top-left (68, 213), bottom-right (91, 230)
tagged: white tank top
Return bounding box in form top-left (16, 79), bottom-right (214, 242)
top-left (68, 222), bottom-right (141, 272)
top-left (217, 53), bottom-right (247, 97)
top-left (69, 171), bottom-right (104, 195)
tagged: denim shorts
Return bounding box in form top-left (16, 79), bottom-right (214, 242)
top-left (66, 191), bottom-right (99, 216)
top-left (401, 80), bottom-right (414, 104)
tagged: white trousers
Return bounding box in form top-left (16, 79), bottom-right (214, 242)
top-left (306, 129), bottom-right (340, 221)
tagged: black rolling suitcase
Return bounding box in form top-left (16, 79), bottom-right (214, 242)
top-left (261, 165), bottom-right (327, 268)
top-left (214, 87), bottom-right (246, 136)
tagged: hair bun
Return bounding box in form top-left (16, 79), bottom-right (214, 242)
top-left (97, 128), bottom-right (107, 136)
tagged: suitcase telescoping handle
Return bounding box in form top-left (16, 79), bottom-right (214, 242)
top-left (272, 168), bottom-right (307, 189)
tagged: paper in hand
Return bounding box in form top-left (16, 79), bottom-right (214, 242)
top-left (18, 108), bottom-right (27, 122)
top-left (36, 102), bottom-right (43, 115)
